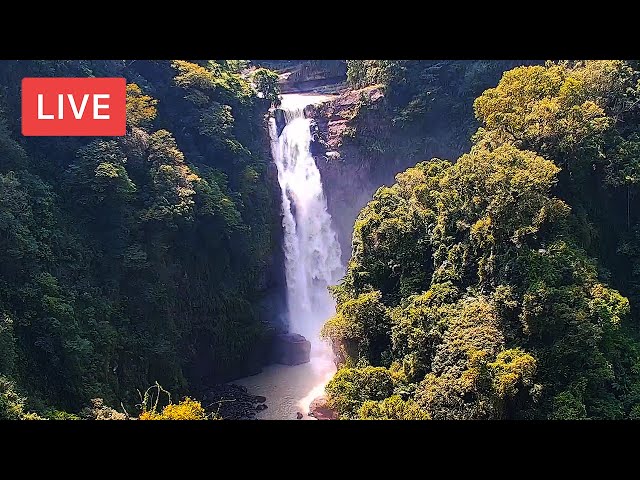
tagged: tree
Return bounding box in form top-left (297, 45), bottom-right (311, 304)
top-left (358, 395), bottom-right (430, 420)
top-left (126, 83), bottom-right (157, 128)
top-left (251, 68), bottom-right (280, 105)
top-left (0, 59), bottom-right (279, 414)
top-left (473, 61), bottom-right (640, 309)
top-left (321, 290), bottom-right (391, 366)
top-left (325, 366), bottom-right (395, 419)
top-left (0, 376), bottom-right (41, 420)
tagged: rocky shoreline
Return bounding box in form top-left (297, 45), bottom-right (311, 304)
top-left (201, 384), bottom-right (269, 420)
top-left (200, 384), bottom-right (339, 420)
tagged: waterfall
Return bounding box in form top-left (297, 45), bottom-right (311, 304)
top-left (232, 96), bottom-right (341, 418)
top-left (269, 99), bottom-right (343, 351)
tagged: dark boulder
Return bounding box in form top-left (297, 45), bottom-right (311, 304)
top-left (304, 103), bottom-right (318, 119)
top-left (201, 384), bottom-right (267, 420)
top-left (270, 333), bottom-right (311, 365)
top-left (274, 109), bottom-right (286, 136)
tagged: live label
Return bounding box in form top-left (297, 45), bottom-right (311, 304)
top-left (22, 77), bottom-right (126, 136)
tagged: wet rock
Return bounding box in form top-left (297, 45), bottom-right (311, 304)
top-left (296, 412), bottom-right (303, 420)
top-left (274, 109), bottom-right (286, 136)
top-left (304, 103), bottom-right (318, 118)
top-left (308, 396), bottom-right (338, 420)
top-left (200, 384), bottom-right (270, 420)
top-left (278, 60), bottom-right (347, 95)
top-left (309, 119), bottom-right (320, 140)
top-left (256, 404), bottom-right (268, 411)
top-left (270, 333), bottom-right (311, 365)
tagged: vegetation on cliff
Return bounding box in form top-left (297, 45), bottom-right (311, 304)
top-left (341, 60), bottom-right (541, 159)
top-left (323, 60), bottom-right (640, 420)
top-left (0, 60), bottom-right (281, 417)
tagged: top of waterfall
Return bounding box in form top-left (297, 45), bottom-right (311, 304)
top-left (279, 93), bottom-right (336, 113)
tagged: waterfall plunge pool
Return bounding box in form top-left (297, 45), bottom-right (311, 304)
top-left (232, 350), bottom-right (336, 420)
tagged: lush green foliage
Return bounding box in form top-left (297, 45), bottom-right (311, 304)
top-left (325, 366), bottom-right (396, 419)
top-left (5, 58), bottom-right (640, 421)
top-left (0, 60), bottom-right (280, 415)
top-left (473, 61), bottom-right (640, 310)
top-left (252, 68), bottom-right (281, 105)
top-left (44, 409), bottom-right (81, 420)
top-left (126, 83), bottom-right (158, 128)
top-left (324, 60), bottom-right (640, 420)
top-left (358, 395), bottom-right (430, 420)
top-left (0, 376), bottom-right (42, 419)
top-left (345, 60), bottom-right (540, 140)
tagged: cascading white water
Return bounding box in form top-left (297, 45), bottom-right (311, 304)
top-left (232, 95), bottom-right (342, 419)
top-left (269, 102), bottom-right (343, 349)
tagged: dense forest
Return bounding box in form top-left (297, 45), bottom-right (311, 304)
top-left (322, 60), bottom-right (640, 419)
top-left (0, 60), bottom-right (282, 418)
top-left (3, 59), bottom-right (640, 420)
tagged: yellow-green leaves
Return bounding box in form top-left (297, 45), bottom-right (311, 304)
top-left (144, 130), bottom-right (200, 223)
top-left (321, 290), bottom-right (390, 365)
top-left (488, 349), bottom-right (537, 399)
top-left (473, 63), bottom-right (617, 154)
top-left (139, 397), bottom-right (208, 420)
top-left (358, 395), bottom-right (430, 420)
top-left (324, 60), bottom-right (640, 420)
top-left (474, 65), bottom-right (566, 145)
top-left (251, 68), bottom-right (280, 105)
top-left (589, 283), bottom-right (630, 328)
top-left (172, 60), bottom-right (254, 106)
top-left (126, 83), bottom-right (157, 128)
top-left (325, 366), bottom-right (395, 419)
top-left (172, 60), bottom-right (217, 97)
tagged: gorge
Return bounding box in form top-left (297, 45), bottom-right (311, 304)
top-left (3, 60), bottom-right (640, 421)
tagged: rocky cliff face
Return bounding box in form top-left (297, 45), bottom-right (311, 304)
top-left (300, 61), bottom-right (541, 262)
top-left (257, 115), bottom-right (288, 335)
top-left (257, 60), bottom-right (348, 94)
top-left (306, 86), bottom-right (470, 262)
top-left (306, 87), bottom-right (389, 262)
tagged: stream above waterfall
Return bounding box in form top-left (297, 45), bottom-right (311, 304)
top-left (278, 93), bottom-right (336, 111)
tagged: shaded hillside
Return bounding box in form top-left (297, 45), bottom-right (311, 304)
top-left (0, 60), bottom-right (285, 415)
